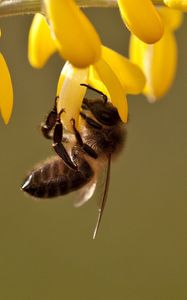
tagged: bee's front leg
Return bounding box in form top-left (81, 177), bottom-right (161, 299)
top-left (53, 112), bottom-right (77, 170)
top-left (71, 119), bottom-right (98, 159)
top-left (41, 96), bottom-right (59, 139)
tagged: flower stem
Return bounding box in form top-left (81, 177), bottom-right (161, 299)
top-left (0, 0), bottom-right (41, 16)
top-left (77, 0), bottom-right (118, 7)
top-left (0, 0), bottom-right (165, 17)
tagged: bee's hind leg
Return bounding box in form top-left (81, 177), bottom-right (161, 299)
top-left (41, 96), bottom-right (59, 139)
top-left (71, 118), bottom-right (98, 159)
top-left (53, 111), bottom-right (77, 170)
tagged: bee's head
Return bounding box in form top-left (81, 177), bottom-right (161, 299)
top-left (82, 98), bottom-right (121, 126)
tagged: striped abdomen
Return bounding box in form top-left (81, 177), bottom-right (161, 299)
top-left (21, 156), bottom-right (94, 198)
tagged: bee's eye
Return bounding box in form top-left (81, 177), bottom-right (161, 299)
top-left (85, 99), bottom-right (121, 126)
top-left (100, 111), bottom-right (112, 123)
top-left (96, 109), bottom-right (119, 126)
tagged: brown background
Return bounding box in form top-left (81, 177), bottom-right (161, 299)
top-left (0, 8), bottom-right (186, 300)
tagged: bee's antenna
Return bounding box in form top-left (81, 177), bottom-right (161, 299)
top-left (80, 84), bottom-right (108, 103)
top-left (93, 155), bottom-right (111, 239)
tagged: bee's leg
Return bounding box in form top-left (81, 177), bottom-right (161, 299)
top-left (80, 112), bottom-right (102, 130)
top-left (71, 118), bottom-right (98, 159)
top-left (80, 84), bottom-right (108, 103)
top-left (53, 112), bottom-right (77, 170)
top-left (41, 96), bottom-right (59, 139)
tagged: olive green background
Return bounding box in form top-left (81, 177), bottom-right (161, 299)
top-left (0, 8), bottom-right (186, 300)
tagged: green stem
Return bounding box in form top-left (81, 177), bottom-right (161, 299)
top-left (0, 0), bottom-right (165, 17)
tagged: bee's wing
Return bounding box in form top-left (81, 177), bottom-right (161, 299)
top-left (93, 154), bottom-right (111, 239)
top-left (74, 178), bottom-right (97, 207)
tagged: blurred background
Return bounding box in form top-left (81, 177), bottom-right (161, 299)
top-left (0, 7), bottom-right (187, 300)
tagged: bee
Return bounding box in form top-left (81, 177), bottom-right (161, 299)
top-left (21, 84), bottom-right (127, 238)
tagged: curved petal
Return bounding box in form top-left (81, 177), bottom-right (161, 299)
top-left (88, 66), bottom-right (110, 98)
top-left (0, 53), bottom-right (13, 124)
top-left (28, 13), bottom-right (56, 68)
top-left (130, 30), bottom-right (177, 101)
top-left (117, 0), bottom-right (164, 44)
top-left (158, 7), bottom-right (183, 30)
top-left (102, 46), bottom-right (145, 94)
top-left (57, 62), bottom-right (89, 131)
top-left (92, 59), bottom-right (128, 123)
top-left (164, 0), bottom-right (187, 11)
top-left (44, 0), bottom-right (101, 68)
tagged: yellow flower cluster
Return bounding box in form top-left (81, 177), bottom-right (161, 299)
top-left (130, 7), bottom-right (183, 101)
top-left (28, 0), bottom-right (147, 129)
top-left (0, 0), bottom-right (186, 125)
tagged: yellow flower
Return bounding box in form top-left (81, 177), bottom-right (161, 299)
top-left (28, 13), bottom-right (56, 68)
top-left (28, 0), bottom-right (101, 69)
top-left (56, 46), bottom-right (145, 131)
top-left (117, 0), bottom-right (164, 43)
top-left (164, 0), bottom-right (187, 11)
top-left (0, 30), bottom-right (13, 124)
top-left (129, 7), bottom-right (183, 102)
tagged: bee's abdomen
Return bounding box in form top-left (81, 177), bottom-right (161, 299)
top-left (21, 157), bottom-right (94, 198)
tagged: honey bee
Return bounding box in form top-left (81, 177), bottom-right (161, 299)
top-left (21, 84), bottom-right (127, 238)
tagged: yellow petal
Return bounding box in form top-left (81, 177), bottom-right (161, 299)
top-left (44, 0), bottom-right (101, 68)
top-left (129, 30), bottom-right (177, 101)
top-left (0, 53), bottom-right (13, 124)
top-left (92, 59), bottom-right (128, 123)
top-left (88, 66), bottom-right (110, 98)
top-left (117, 0), bottom-right (164, 44)
top-left (28, 13), bottom-right (56, 68)
top-left (56, 62), bottom-right (70, 96)
top-left (164, 0), bottom-right (187, 11)
top-left (102, 46), bottom-right (145, 94)
top-left (158, 7), bottom-right (183, 30)
top-left (57, 62), bottom-right (89, 131)
top-left (129, 34), bottom-right (149, 71)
